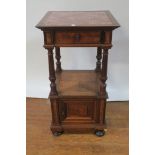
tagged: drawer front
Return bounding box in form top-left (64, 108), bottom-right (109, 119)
top-left (55, 31), bottom-right (100, 44)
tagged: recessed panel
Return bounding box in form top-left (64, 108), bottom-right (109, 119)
top-left (59, 99), bottom-right (95, 124)
top-left (67, 102), bottom-right (88, 117)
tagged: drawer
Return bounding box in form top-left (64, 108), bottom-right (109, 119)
top-left (55, 31), bottom-right (100, 44)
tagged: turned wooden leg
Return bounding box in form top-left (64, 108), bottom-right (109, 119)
top-left (96, 31), bottom-right (112, 136)
top-left (95, 99), bottom-right (106, 137)
top-left (95, 48), bottom-right (109, 136)
top-left (48, 47), bottom-right (58, 96)
top-left (100, 48), bottom-right (109, 97)
top-left (99, 99), bottom-right (106, 125)
top-left (55, 47), bottom-right (62, 72)
top-left (50, 99), bottom-right (63, 136)
top-left (95, 47), bottom-right (102, 72)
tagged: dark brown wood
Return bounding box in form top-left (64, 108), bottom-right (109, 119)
top-left (59, 99), bottom-right (95, 123)
top-left (43, 31), bottom-right (53, 45)
top-left (36, 11), bottom-right (120, 29)
top-left (55, 47), bottom-right (62, 72)
top-left (95, 47), bottom-right (102, 72)
top-left (99, 31), bottom-right (112, 97)
top-left (36, 11), bottom-right (120, 135)
top-left (50, 98), bottom-right (63, 133)
top-left (52, 43), bottom-right (104, 47)
top-left (55, 31), bottom-right (100, 44)
top-left (56, 70), bottom-right (100, 97)
top-left (47, 47), bottom-right (58, 96)
top-left (99, 49), bottom-right (109, 97)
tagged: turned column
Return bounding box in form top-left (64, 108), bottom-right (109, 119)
top-left (43, 31), bottom-right (58, 96)
top-left (99, 31), bottom-right (112, 97)
top-left (50, 98), bottom-right (61, 128)
top-left (100, 48), bottom-right (109, 97)
top-left (47, 47), bottom-right (58, 96)
top-left (95, 47), bottom-right (102, 72)
top-left (55, 47), bottom-right (62, 72)
top-left (98, 49), bottom-right (109, 126)
top-left (99, 31), bottom-right (112, 126)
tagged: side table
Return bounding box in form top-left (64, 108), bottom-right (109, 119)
top-left (36, 11), bottom-right (120, 136)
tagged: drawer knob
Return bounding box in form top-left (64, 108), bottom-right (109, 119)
top-left (74, 34), bottom-right (80, 41)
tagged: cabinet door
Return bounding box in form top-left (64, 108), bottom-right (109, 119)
top-left (59, 99), bottom-right (97, 124)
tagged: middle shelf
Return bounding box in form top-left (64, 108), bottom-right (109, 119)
top-left (55, 70), bottom-right (101, 97)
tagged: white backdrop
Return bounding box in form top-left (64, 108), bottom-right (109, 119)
top-left (26, 0), bottom-right (129, 101)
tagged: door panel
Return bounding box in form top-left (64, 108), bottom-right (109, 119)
top-left (58, 99), bottom-right (96, 124)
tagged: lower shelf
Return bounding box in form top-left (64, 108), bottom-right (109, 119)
top-left (55, 70), bottom-right (100, 97)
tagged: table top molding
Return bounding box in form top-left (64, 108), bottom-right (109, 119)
top-left (36, 11), bottom-right (120, 30)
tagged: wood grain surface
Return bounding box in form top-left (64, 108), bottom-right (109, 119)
top-left (26, 98), bottom-right (128, 155)
top-left (55, 31), bottom-right (100, 44)
top-left (36, 11), bottom-right (120, 28)
top-left (55, 70), bottom-right (100, 97)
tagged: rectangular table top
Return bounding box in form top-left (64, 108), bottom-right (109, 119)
top-left (36, 11), bottom-right (120, 29)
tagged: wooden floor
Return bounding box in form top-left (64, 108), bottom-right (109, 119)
top-left (26, 98), bottom-right (129, 155)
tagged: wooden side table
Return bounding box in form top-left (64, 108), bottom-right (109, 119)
top-left (36, 11), bottom-right (120, 136)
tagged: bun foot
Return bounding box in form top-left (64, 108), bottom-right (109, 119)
top-left (95, 130), bottom-right (105, 137)
top-left (52, 131), bottom-right (63, 136)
